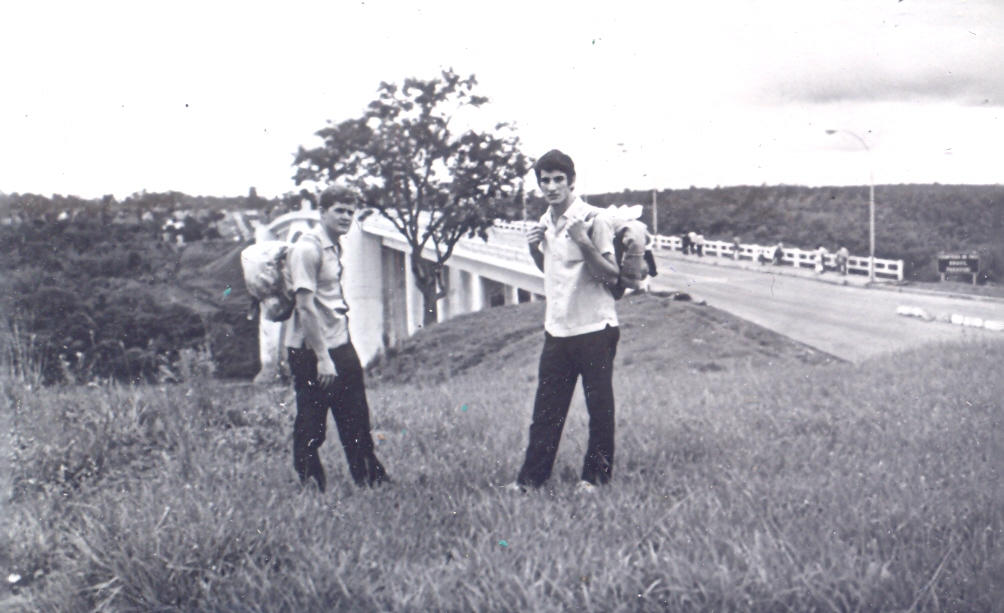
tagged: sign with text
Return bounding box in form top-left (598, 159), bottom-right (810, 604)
top-left (938, 253), bottom-right (980, 274)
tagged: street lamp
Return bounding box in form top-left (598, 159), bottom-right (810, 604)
top-left (826, 129), bottom-right (875, 283)
top-left (642, 173), bottom-right (657, 236)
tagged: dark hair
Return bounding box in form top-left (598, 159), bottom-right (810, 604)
top-left (318, 186), bottom-right (357, 211)
top-left (534, 149), bottom-right (576, 184)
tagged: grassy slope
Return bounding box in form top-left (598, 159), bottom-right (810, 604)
top-left (2, 295), bottom-right (1002, 612)
top-left (366, 294), bottom-right (834, 387)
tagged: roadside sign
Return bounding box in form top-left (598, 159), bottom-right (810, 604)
top-left (938, 253), bottom-right (980, 285)
top-left (938, 253), bottom-right (980, 274)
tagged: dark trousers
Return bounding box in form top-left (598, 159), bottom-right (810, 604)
top-left (517, 325), bottom-right (620, 488)
top-left (287, 343), bottom-right (386, 491)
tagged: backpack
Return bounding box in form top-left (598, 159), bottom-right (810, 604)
top-left (240, 234), bottom-right (321, 322)
top-left (241, 241), bottom-right (295, 322)
top-left (585, 205), bottom-right (658, 300)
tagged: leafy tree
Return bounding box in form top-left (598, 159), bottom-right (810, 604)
top-left (293, 69), bottom-right (533, 326)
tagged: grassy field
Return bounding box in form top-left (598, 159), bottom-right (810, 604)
top-left (2, 295), bottom-right (1002, 612)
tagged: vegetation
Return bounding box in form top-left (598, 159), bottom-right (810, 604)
top-left (2, 180), bottom-right (1000, 384)
top-left (0, 192), bottom-right (269, 384)
top-left (293, 69), bottom-right (533, 326)
top-left (582, 184), bottom-right (1004, 282)
top-left (3, 294), bottom-right (1000, 612)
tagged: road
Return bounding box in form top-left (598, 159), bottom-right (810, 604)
top-left (650, 254), bottom-right (1003, 362)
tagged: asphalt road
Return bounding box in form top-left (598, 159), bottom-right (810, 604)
top-left (650, 254), bottom-right (1003, 362)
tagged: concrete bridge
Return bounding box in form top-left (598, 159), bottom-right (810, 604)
top-left (253, 206), bottom-right (544, 381)
top-left (251, 205), bottom-right (915, 380)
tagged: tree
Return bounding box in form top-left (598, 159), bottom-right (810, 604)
top-left (293, 69), bottom-right (532, 326)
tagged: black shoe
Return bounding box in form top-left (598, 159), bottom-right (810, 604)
top-left (297, 460), bottom-right (326, 493)
top-left (361, 455), bottom-right (390, 488)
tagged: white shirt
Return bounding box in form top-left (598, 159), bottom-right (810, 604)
top-left (538, 197), bottom-right (618, 337)
top-left (283, 227), bottom-right (351, 349)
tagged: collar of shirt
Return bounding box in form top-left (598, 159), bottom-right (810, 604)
top-left (543, 197), bottom-right (588, 233)
top-left (310, 226), bottom-right (340, 252)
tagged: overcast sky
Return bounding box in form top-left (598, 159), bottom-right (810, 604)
top-left (1, 1), bottom-right (1001, 199)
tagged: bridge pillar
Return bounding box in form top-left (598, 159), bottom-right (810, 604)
top-left (460, 270), bottom-right (484, 313)
top-left (253, 315), bottom-right (284, 385)
top-left (380, 247), bottom-right (409, 353)
top-left (504, 284), bottom-right (520, 306)
top-left (342, 225), bottom-right (385, 366)
top-left (443, 265), bottom-right (467, 322)
top-left (404, 253), bottom-right (425, 335)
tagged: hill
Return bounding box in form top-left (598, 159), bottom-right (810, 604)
top-left (575, 183), bottom-right (1004, 282)
top-left (366, 292), bottom-right (836, 387)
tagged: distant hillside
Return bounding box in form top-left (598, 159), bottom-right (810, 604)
top-left (577, 184), bottom-right (1004, 281)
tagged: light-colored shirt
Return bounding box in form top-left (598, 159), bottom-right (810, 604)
top-left (538, 197), bottom-right (618, 337)
top-left (283, 227), bottom-right (351, 349)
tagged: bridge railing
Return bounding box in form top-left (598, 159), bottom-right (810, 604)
top-left (494, 221), bottom-right (904, 281)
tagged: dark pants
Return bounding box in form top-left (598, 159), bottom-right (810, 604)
top-left (517, 325), bottom-right (620, 488)
top-left (287, 343), bottom-right (386, 491)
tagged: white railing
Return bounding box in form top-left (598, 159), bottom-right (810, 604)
top-left (455, 238), bottom-right (534, 265)
top-left (493, 221), bottom-right (904, 281)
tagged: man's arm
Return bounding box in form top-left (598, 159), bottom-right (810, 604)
top-left (567, 219), bottom-right (619, 284)
top-left (286, 238), bottom-right (337, 387)
top-left (295, 289), bottom-right (338, 387)
top-left (527, 224), bottom-right (545, 273)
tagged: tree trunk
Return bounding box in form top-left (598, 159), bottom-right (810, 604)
top-left (410, 256), bottom-right (444, 328)
top-left (418, 281), bottom-right (439, 327)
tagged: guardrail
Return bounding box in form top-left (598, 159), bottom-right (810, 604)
top-left (495, 220), bottom-right (904, 281)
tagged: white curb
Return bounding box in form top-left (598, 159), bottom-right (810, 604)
top-left (899, 306), bottom-right (1003, 332)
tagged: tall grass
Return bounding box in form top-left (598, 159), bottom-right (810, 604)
top-left (2, 331), bottom-right (1001, 611)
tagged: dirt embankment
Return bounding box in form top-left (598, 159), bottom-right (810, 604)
top-left (366, 292), bottom-right (837, 387)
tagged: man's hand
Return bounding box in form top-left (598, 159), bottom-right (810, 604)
top-left (566, 219), bottom-right (590, 246)
top-left (527, 223), bottom-right (545, 249)
top-left (316, 355), bottom-right (338, 389)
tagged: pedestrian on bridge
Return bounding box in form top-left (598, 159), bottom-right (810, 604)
top-left (694, 233), bottom-right (706, 257)
top-left (507, 150), bottom-right (621, 495)
top-left (836, 246), bottom-right (849, 275)
top-left (815, 245), bottom-right (829, 274)
top-left (772, 241), bottom-right (785, 266)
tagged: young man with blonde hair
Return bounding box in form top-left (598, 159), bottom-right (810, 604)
top-left (285, 186), bottom-right (388, 491)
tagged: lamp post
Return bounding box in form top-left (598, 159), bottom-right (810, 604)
top-left (643, 173), bottom-right (658, 236)
top-left (826, 129), bottom-right (875, 283)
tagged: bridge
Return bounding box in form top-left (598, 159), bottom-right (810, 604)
top-left (252, 207), bottom-right (545, 381)
top-left (251, 205), bottom-right (953, 379)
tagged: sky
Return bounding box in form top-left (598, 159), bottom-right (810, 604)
top-left (1, 0), bottom-right (1001, 199)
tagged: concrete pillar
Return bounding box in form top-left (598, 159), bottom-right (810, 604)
top-left (341, 224), bottom-right (386, 366)
top-left (447, 265), bottom-right (466, 319)
top-left (254, 314), bottom-right (284, 385)
top-left (381, 247), bottom-right (408, 352)
top-left (404, 253), bottom-right (424, 335)
top-left (458, 270), bottom-right (478, 313)
top-left (504, 284), bottom-right (520, 306)
top-left (469, 272), bottom-right (485, 312)
top-left (437, 265), bottom-right (455, 324)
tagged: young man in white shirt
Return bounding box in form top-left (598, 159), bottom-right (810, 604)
top-left (285, 186), bottom-right (388, 492)
top-left (509, 150), bottom-right (621, 494)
